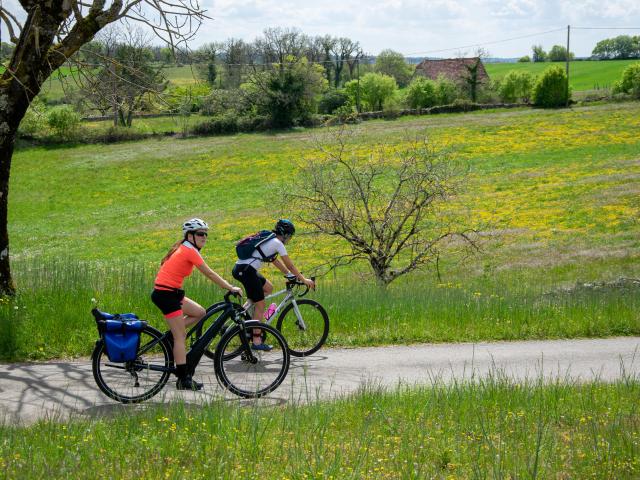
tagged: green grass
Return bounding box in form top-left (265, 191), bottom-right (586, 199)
top-left (2, 257), bottom-right (638, 360)
top-left (2, 377), bottom-right (639, 478)
top-left (485, 59), bottom-right (637, 92)
top-left (1, 102), bottom-right (639, 360)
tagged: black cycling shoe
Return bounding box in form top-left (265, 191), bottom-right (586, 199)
top-left (176, 375), bottom-right (203, 391)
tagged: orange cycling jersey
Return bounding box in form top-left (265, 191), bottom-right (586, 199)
top-left (154, 242), bottom-right (204, 290)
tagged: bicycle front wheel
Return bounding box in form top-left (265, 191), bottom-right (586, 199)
top-left (276, 299), bottom-right (329, 357)
top-left (92, 326), bottom-right (172, 404)
top-left (214, 322), bottom-right (290, 398)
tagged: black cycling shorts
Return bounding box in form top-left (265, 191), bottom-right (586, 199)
top-left (151, 288), bottom-right (185, 316)
top-left (232, 264), bottom-right (267, 302)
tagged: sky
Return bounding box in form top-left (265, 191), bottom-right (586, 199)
top-left (3, 0), bottom-right (640, 58)
top-left (194, 0), bottom-right (640, 57)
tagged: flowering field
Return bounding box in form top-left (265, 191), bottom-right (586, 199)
top-left (2, 377), bottom-right (639, 478)
top-left (2, 102), bottom-right (639, 360)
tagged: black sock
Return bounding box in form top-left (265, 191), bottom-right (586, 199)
top-left (175, 363), bottom-right (187, 379)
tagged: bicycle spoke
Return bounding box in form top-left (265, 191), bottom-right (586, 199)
top-left (215, 324), bottom-right (290, 398)
top-left (92, 327), bottom-right (172, 403)
top-left (276, 299), bottom-right (329, 357)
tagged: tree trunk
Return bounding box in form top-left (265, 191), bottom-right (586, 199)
top-left (0, 0), bottom-right (76, 295)
top-left (0, 83), bottom-right (34, 296)
top-left (0, 129), bottom-right (17, 296)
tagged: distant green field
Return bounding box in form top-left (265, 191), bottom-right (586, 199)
top-left (485, 59), bottom-right (637, 92)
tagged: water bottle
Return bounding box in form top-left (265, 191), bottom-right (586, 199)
top-left (264, 303), bottom-right (277, 320)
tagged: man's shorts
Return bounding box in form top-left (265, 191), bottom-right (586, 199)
top-left (232, 264), bottom-right (267, 302)
top-left (151, 287), bottom-right (185, 318)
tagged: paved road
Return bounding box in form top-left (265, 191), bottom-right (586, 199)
top-left (1, 337), bottom-right (638, 425)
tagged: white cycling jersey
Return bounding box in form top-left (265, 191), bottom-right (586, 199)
top-left (235, 237), bottom-right (287, 270)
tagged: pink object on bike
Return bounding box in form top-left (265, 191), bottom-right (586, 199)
top-left (264, 303), bottom-right (277, 320)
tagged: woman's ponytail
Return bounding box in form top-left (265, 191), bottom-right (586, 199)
top-left (161, 239), bottom-right (184, 265)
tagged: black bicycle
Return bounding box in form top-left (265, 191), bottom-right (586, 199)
top-left (91, 292), bottom-right (290, 403)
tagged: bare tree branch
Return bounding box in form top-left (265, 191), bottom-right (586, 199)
top-left (285, 126), bottom-right (481, 286)
top-left (0, 8), bottom-right (22, 43)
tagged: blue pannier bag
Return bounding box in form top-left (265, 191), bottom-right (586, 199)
top-left (102, 314), bottom-right (146, 363)
top-left (235, 230), bottom-right (277, 261)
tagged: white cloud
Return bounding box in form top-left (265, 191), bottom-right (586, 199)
top-left (3, 0), bottom-right (639, 57)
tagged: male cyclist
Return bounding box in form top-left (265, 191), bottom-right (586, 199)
top-left (232, 219), bottom-right (315, 350)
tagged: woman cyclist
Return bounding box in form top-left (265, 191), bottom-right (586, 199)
top-left (232, 219), bottom-right (315, 350)
top-left (151, 218), bottom-right (242, 390)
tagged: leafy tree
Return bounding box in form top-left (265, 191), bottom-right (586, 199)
top-left (200, 88), bottom-right (253, 117)
top-left (613, 62), bottom-right (640, 99)
top-left (498, 71), bottom-right (535, 103)
top-left (532, 66), bottom-right (570, 108)
top-left (593, 35), bottom-right (640, 60)
top-left (318, 90), bottom-right (350, 114)
top-left (592, 38), bottom-right (615, 59)
top-left (47, 105), bottom-right (81, 140)
top-left (518, 55), bottom-right (531, 63)
top-left (345, 73), bottom-right (397, 111)
top-left (406, 77), bottom-right (438, 109)
top-left (374, 50), bottom-right (413, 87)
top-left (435, 75), bottom-right (459, 105)
top-left (0, 0), bottom-right (205, 295)
top-left (532, 45), bottom-right (547, 63)
top-left (548, 45), bottom-right (574, 62)
top-left (246, 57), bottom-right (327, 127)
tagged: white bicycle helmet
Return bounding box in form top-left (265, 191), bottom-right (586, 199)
top-left (182, 218), bottom-right (209, 234)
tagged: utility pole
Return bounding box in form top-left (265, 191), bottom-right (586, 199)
top-left (356, 57), bottom-right (361, 113)
top-left (565, 24), bottom-right (571, 107)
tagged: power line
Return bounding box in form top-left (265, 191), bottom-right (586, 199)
top-left (401, 28), bottom-right (566, 56)
top-left (573, 26), bottom-right (640, 30)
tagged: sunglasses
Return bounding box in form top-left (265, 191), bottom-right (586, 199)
top-left (194, 231), bottom-right (208, 238)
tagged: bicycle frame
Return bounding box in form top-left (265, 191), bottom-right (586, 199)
top-left (133, 299), bottom-right (248, 374)
top-left (245, 284), bottom-right (310, 331)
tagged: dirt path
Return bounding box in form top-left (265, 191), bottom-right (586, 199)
top-left (1, 336), bottom-right (638, 425)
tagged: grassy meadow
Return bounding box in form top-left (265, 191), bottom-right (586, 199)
top-left (484, 59), bottom-right (637, 92)
top-left (1, 101), bottom-right (639, 360)
top-left (2, 376), bottom-right (639, 478)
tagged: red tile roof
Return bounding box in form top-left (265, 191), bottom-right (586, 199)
top-left (414, 57), bottom-right (489, 83)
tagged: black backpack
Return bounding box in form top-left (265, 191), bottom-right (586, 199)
top-left (235, 230), bottom-right (278, 262)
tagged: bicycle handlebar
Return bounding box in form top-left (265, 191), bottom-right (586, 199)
top-left (285, 275), bottom-right (316, 297)
top-left (224, 290), bottom-right (242, 303)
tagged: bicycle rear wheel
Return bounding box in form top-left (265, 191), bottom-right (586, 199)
top-left (92, 326), bottom-right (172, 403)
top-left (214, 322), bottom-right (290, 398)
top-left (276, 299), bottom-right (329, 357)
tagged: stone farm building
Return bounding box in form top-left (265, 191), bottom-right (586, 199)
top-left (414, 57), bottom-right (489, 84)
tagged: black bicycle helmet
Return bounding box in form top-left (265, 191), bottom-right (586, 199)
top-left (274, 219), bottom-right (295, 236)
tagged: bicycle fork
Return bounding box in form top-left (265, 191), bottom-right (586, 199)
top-left (235, 313), bottom-right (259, 364)
top-left (291, 300), bottom-right (308, 331)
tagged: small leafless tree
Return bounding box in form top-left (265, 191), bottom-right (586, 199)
top-left (287, 128), bottom-right (479, 285)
